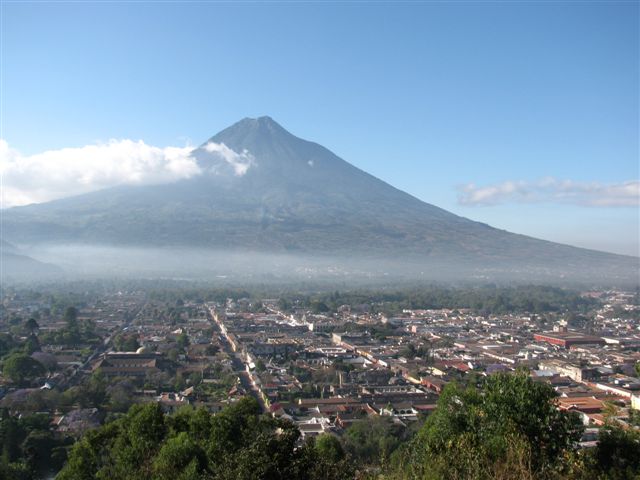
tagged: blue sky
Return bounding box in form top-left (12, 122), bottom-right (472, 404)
top-left (2, 1), bottom-right (638, 255)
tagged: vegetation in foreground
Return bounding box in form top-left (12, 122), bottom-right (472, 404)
top-left (40, 373), bottom-right (639, 480)
top-left (53, 397), bottom-right (351, 480)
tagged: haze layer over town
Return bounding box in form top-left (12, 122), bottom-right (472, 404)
top-left (0, 2), bottom-right (638, 479)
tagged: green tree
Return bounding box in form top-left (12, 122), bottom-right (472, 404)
top-left (0, 411), bottom-right (23, 465)
top-left (114, 334), bottom-right (140, 352)
top-left (0, 461), bottom-right (30, 480)
top-left (83, 371), bottom-right (108, 407)
top-left (81, 319), bottom-right (97, 340)
top-left (63, 306), bottom-right (81, 345)
top-left (0, 334), bottom-right (18, 358)
top-left (592, 424), bottom-right (640, 480)
top-left (108, 380), bottom-right (136, 413)
top-left (254, 359), bottom-right (267, 373)
top-left (176, 332), bottom-right (189, 351)
top-left (277, 298), bottom-right (291, 311)
top-left (114, 402), bottom-right (167, 477)
top-left (63, 306), bottom-right (79, 330)
top-left (22, 335), bottom-right (41, 355)
top-left (21, 429), bottom-right (55, 474)
top-left (0, 411), bottom-right (69, 479)
top-left (399, 343), bottom-right (417, 359)
top-left (56, 422), bottom-right (121, 480)
top-left (58, 396), bottom-right (353, 480)
top-left (311, 301), bottom-right (330, 314)
top-left (3, 354), bottom-right (46, 385)
top-left (315, 433), bottom-right (345, 463)
top-left (167, 349), bottom-right (179, 362)
top-left (342, 415), bottom-right (405, 466)
top-left (399, 372), bottom-right (583, 480)
top-left (152, 432), bottom-right (207, 480)
top-left (24, 318), bottom-right (39, 336)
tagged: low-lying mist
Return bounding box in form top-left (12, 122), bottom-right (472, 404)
top-left (2, 243), bottom-right (637, 290)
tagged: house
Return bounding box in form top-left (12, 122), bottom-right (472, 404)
top-left (93, 351), bottom-right (161, 379)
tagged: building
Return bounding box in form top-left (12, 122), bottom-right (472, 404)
top-left (533, 332), bottom-right (605, 349)
top-left (93, 351), bottom-right (161, 379)
top-left (538, 360), bottom-right (598, 383)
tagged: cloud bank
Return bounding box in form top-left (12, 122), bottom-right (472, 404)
top-left (458, 177), bottom-right (640, 207)
top-left (0, 139), bottom-right (253, 208)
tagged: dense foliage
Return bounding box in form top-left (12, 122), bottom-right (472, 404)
top-left (589, 425), bottom-right (640, 480)
top-left (390, 373), bottom-right (584, 479)
top-left (56, 397), bottom-right (353, 480)
top-left (7, 373), bottom-right (634, 480)
top-left (341, 415), bottom-right (412, 467)
top-left (2, 282), bottom-right (597, 317)
top-left (291, 285), bottom-right (597, 316)
top-left (0, 411), bottom-right (70, 479)
top-left (2, 354), bottom-right (45, 386)
top-left (38, 306), bottom-right (99, 346)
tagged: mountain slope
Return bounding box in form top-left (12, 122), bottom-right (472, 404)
top-left (2, 117), bottom-right (637, 283)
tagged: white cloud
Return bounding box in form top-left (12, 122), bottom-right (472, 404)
top-left (202, 142), bottom-right (255, 176)
top-left (0, 139), bottom-right (256, 208)
top-left (0, 139), bottom-right (201, 208)
top-left (458, 177), bottom-right (640, 207)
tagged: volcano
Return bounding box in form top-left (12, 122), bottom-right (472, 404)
top-left (3, 116), bottom-right (637, 284)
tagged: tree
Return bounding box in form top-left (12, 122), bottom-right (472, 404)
top-left (0, 411), bottom-right (23, 465)
top-left (311, 301), bottom-right (330, 314)
top-left (399, 344), bottom-right (417, 359)
top-left (114, 334), bottom-right (140, 352)
top-left (315, 434), bottom-right (345, 463)
top-left (63, 306), bottom-right (81, 345)
top-left (108, 380), bottom-right (136, 413)
top-left (0, 461), bottom-right (30, 480)
top-left (82, 319), bottom-right (97, 340)
top-left (64, 306), bottom-right (79, 329)
top-left (176, 332), bottom-right (189, 351)
top-left (167, 348), bottom-right (179, 362)
top-left (0, 411), bottom-right (69, 478)
top-left (58, 396), bottom-right (353, 480)
top-left (342, 415), bottom-right (406, 466)
top-left (84, 371), bottom-right (108, 407)
top-left (592, 424), bottom-right (640, 479)
top-left (399, 372), bottom-right (583, 479)
top-left (628, 409), bottom-right (640, 428)
top-left (24, 318), bottom-right (39, 336)
top-left (22, 335), bottom-right (41, 355)
top-left (278, 298), bottom-right (291, 311)
top-left (152, 432), bottom-right (207, 480)
top-left (205, 344), bottom-right (219, 356)
top-left (21, 429), bottom-right (56, 474)
top-left (254, 359), bottom-right (267, 373)
top-left (2, 354), bottom-right (46, 385)
top-left (0, 334), bottom-right (18, 358)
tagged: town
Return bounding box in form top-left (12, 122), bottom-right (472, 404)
top-left (0, 284), bottom-right (638, 478)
